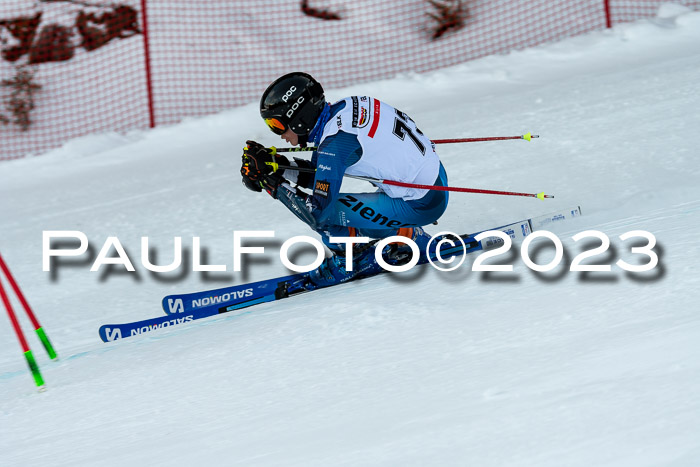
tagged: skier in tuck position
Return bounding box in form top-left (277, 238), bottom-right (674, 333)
top-left (241, 72), bottom-right (449, 288)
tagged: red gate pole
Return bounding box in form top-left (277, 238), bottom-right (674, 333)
top-left (141, 0), bottom-right (156, 128)
top-left (603, 0), bottom-right (612, 28)
top-left (0, 276), bottom-right (45, 390)
top-left (0, 252), bottom-right (57, 360)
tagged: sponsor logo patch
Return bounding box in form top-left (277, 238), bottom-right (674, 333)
top-left (314, 180), bottom-right (331, 198)
top-left (351, 96), bottom-right (370, 128)
top-left (351, 97), bottom-right (359, 126)
top-left (358, 107), bottom-right (369, 127)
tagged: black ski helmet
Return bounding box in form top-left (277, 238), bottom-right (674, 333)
top-left (260, 72), bottom-right (326, 140)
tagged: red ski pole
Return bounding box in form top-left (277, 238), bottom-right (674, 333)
top-left (275, 165), bottom-right (553, 200)
top-left (0, 252), bottom-right (57, 359)
top-left (0, 276), bottom-right (45, 390)
top-left (432, 133), bottom-right (538, 144)
top-left (349, 176), bottom-right (553, 200)
top-left (270, 133), bottom-right (539, 153)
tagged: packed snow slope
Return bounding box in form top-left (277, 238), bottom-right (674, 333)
top-left (1, 5), bottom-right (700, 466)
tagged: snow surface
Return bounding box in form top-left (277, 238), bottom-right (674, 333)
top-left (1, 5), bottom-right (700, 466)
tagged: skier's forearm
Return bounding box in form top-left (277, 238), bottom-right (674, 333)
top-left (275, 183), bottom-right (319, 230)
top-left (282, 158), bottom-right (316, 189)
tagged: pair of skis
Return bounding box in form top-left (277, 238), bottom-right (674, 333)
top-left (98, 206), bottom-right (581, 342)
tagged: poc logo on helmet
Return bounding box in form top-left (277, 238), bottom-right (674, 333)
top-left (281, 85), bottom-right (297, 103)
top-left (286, 96), bottom-right (305, 118)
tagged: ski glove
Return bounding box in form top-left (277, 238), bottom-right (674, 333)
top-left (241, 140), bottom-right (289, 196)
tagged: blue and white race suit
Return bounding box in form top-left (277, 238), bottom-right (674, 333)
top-left (275, 97), bottom-right (449, 250)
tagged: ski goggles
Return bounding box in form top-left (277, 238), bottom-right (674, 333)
top-left (264, 117), bottom-right (287, 135)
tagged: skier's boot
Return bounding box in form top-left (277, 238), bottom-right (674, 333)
top-left (307, 243), bottom-right (381, 289)
top-left (306, 227), bottom-right (433, 290)
top-left (382, 227), bottom-right (432, 265)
